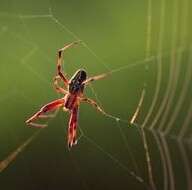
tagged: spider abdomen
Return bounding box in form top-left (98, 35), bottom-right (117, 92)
top-left (64, 94), bottom-right (78, 110)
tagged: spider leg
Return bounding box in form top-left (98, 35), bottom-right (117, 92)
top-left (68, 106), bottom-right (79, 149)
top-left (81, 97), bottom-right (107, 116)
top-left (25, 98), bottom-right (65, 128)
top-left (83, 72), bottom-right (110, 85)
top-left (53, 75), bottom-right (68, 94)
top-left (57, 40), bottom-right (82, 86)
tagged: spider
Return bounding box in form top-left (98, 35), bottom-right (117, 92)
top-left (25, 41), bottom-right (109, 148)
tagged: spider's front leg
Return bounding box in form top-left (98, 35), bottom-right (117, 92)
top-left (57, 41), bottom-right (81, 86)
top-left (68, 106), bottom-right (79, 149)
top-left (83, 72), bottom-right (110, 85)
top-left (25, 98), bottom-right (65, 128)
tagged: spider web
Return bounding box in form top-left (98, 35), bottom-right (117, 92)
top-left (0, 0), bottom-right (192, 189)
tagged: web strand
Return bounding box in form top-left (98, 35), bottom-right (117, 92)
top-left (140, 128), bottom-right (157, 190)
top-left (158, 0), bottom-right (180, 133)
top-left (78, 127), bottom-right (146, 185)
top-left (151, 130), bottom-right (169, 190)
top-left (144, 0), bottom-right (165, 130)
top-left (160, 133), bottom-right (176, 190)
top-left (0, 129), bottom-right (42, 173)
top-left (178, 140), bottom-right (192, 190)
top-left (164, 0), bottom-right (190, 135)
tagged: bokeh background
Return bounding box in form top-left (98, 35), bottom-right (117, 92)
top-left (0, 0), bottom-right (192, 190)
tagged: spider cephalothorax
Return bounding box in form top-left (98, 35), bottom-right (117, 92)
top-left (69, 69), bottom-right (87, 94)
top-left (25, 41), bottom-right (108, 148)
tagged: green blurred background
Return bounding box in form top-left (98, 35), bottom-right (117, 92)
top-left (0, 0), bottom-right (192, 189)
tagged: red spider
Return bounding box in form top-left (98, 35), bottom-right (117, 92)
top-left (25, 41), bottom-right (108, 148)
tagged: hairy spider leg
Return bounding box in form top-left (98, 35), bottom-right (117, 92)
top-left (68, 106), bottom-right (79, 148)
top-left (57, 40), bottom-right (82, 86)
top-left (81, 97), bottom-right (108, 116)
top-left (25, 98), bottom-right (65, 128)
top-left (53, 75), bottom-right (68, 94)
top-left (83, 72), bottom-right (110, 85)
